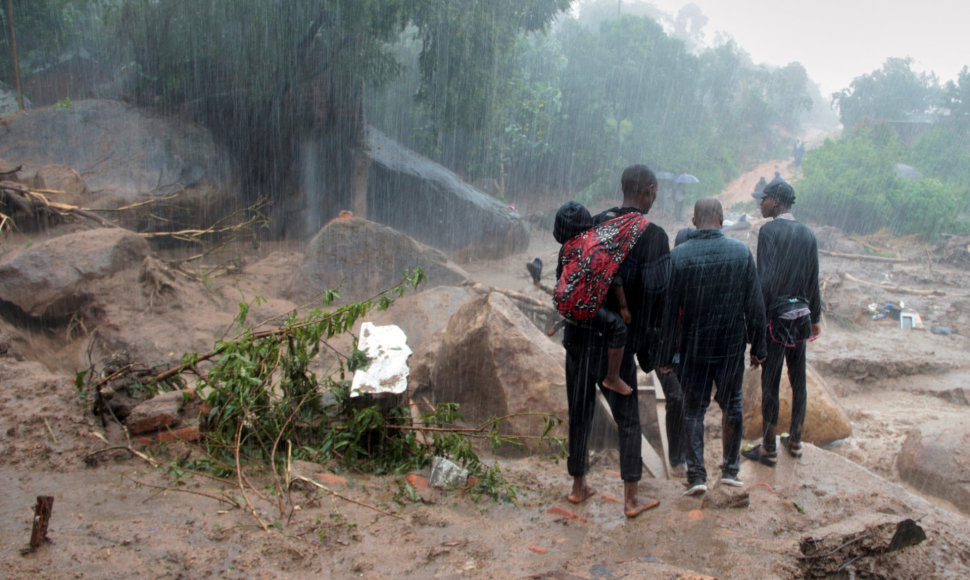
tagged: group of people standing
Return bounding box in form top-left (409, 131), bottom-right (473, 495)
top-left (557, 164), bottom-right (821, 516)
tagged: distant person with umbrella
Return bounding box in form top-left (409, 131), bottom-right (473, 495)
top-left (673, 173), bottom-right (699, 222)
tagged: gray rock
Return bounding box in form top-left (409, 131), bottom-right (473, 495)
top-left (365, 128), bottom-right (529, 258)
top-left (364, 286), bottom-right (476, 352)
top-left (288, 217), bottom-right (470, 304)
top-left (125, 390), bottom-right (188, 435)
top-left (0, 228), bottom-right (149, 318)
top-left (409, 292), bottom-right (567, 454)
top-left (0, 100), bottom-right (231, 227)
top-left (897, 423), bottom-right (970, 514)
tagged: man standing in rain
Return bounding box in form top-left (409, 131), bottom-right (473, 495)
top-left (662, 198), bottom-right (766, 496)
top-left (743, 181), bottom-right (821, 465)
top-left (562, 164), bottom-right (670, 518)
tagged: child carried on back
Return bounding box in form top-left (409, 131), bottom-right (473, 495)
top-left (553, 201), bottom-right (633, 396)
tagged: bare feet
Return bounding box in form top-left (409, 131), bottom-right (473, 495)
top-left (623, 481), bottom-right (659, 518)
top-left (568, 477), bottom-right (596, 504)
top-left (601, 376), bottom-right (633, 396)
top-left (669, 464), bottom-right (688, 478)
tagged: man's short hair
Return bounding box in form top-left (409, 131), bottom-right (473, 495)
top-left (754, 181), bottom-right (796, 206)
top-left (621, 164), bottom-right (657, 196)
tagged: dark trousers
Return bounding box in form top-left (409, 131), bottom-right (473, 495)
top-left (760, 339), bottom-right (807, 450)
top-left (680, 354), bottom-right (745, 485)
top-left (563, 323), bottom-right (642, 482)
top-left (656, 371), bottom-right (687, 468)
top-left (591, 307), bottom-right (627, 349)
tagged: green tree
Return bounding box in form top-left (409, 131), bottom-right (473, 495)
top-left (943, 66), bottom-right (970, 118)
top-left (833, 57), bottom-right (942, 129)
top-left (797, 124), bottom-right (902, 233)
top-left (887, 178), bottom-right (963, 238)
top-left (116, 0), bottom-right (572, 208)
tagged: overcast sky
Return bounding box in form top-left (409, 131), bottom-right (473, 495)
top-left (638, 0), bottom-right (967, 96)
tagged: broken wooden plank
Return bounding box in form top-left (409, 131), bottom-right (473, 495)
top-left (820, 249), bottom-right (907, 263)
top-left (843, 272), bottom-right (969, 297)
top-left (29, 495), bottom-right (54, 551)
top-left (595, 390), bottom-right (666, 478)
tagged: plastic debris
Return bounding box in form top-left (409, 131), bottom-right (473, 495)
top-left (350, 322), bottom-right (412, 398)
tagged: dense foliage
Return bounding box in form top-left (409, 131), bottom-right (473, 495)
top-left (370, 5), bottom-right (816, 205)
top-left (795, 59), bottom-right (970, 240)
top-left (797, 124), bottom-right (970, 238)
top-left (16, 2), bottom-right (970, 241)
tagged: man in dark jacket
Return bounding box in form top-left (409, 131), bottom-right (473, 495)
top-left (662, 198), bottom-right (766, 496)
top-left (562, 164), bottom-right (670, 518)
top-left (743, 181), bottom-right (821, 465)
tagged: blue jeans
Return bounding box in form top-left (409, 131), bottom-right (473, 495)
top-left (679, 353), bottom-right (745, 485)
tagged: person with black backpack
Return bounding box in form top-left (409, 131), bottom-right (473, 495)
top-left (743, 181), bottom-right (822, 466)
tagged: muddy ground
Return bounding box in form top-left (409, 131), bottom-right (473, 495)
top-left (1, 160), bottom-right (970, 579)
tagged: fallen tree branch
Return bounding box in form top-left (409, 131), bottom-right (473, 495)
top-left (148, 282), bottom-right (415, 385)
top-left (123, 475), bottom-right (240, 508)
top-left (290, 474), bottom-right (404, 521)
top-left (820, 249), bottom-right (907, 263)
top-left (235, 420), bottom-right (270, 532)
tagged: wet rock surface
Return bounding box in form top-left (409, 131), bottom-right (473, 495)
top-left (288, 215), bottom-right (470, 304)
top-left (741, 363), bottom-right (852, 445)
top-left (410, 292), bottom-right (568, 452)
top-left (897, 421), bottom-right (970, 515)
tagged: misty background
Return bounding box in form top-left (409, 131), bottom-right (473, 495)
top-left (2, 0), bottom-right (969, 241)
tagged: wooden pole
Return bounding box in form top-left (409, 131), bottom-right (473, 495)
top-left (5, 0), bottom-right (25, 110)
top-left (29, 496), bottom-right (54, 550)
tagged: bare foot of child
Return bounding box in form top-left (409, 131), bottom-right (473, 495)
top-left (601, 376), bottom-right (633, 396)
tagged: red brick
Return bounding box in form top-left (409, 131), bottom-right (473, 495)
top-left (548, 505), bottom-right (587, 523)
top-left (315, 472), bottom-right (348, 486)
top-left (155, 425), bottom-right (201, 443)
top-left (407, 473), bottom-right (429, 490)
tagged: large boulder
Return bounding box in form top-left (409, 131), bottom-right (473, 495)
top-left (742, 363), bottom-right (852, 445)
top-left (365, 128), bottom-right (529, 259)
top-left (0, 228), bottom-right (149, 319)
top-left (409, 292), bottom-right (567, 453)
top-left (897, 422), bottom-right (970, 514)
top-left (288, 216), bottom-right (470, 304)
top-left (364, 285), bottom-right (476, 353)
top-left (0, 100), bottom-right (231, 229)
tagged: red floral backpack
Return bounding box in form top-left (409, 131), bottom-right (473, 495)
top-left (553, 212), bottom-right (649, 322)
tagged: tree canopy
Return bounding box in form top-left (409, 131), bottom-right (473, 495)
top-left (833, 57), bottom-right (942, 129)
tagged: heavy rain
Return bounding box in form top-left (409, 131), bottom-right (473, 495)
top-left (1, 0), bottom-right (969, 577)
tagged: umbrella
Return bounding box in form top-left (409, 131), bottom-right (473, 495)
top-left (674, 173), bottom-right (700, 184)
top-left (894, 163), bottom-right (922, 181)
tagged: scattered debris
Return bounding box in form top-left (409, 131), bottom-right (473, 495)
top-left (26, 495), bottom-right (54, 553)
top-left (350, 322), bottom-right (412, 398)
top-left (798, 518), bottom-right (926, 577)
top-left (429, 456), bottom-right (468, 488)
